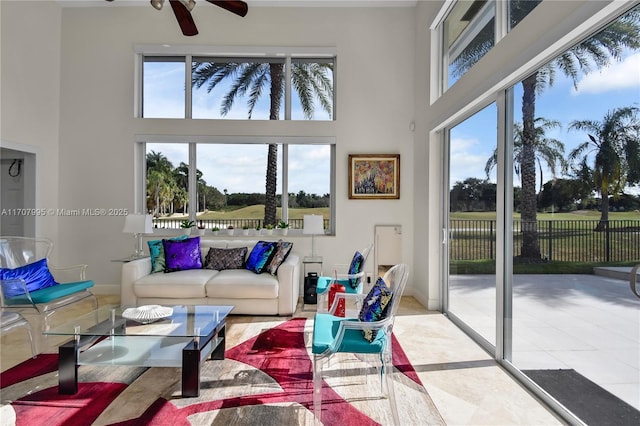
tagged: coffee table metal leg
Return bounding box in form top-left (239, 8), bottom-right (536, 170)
top-left (182, 340), bottom-right (201, 397)
top-left (59, 340), bottom-right (78, 394)
top-left (211, 324), bottom-right (226, 360)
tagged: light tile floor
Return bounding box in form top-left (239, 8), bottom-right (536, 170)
top-left (449, 273), bottom-right (640, 411)
top-left (1, 295), bottom-right (564, 425)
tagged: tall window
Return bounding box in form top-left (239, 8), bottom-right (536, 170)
top-left (142, 54), bottom-right (335, 120)
top-left (143, 141), bottom-right (333, 231)
top-left (138, 48), bottom-right (336, 232)
top-left (438, 0), bottom-right (541, 91)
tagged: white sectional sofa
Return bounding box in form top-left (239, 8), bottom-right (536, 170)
top-left (120, 239), bottom-right (300, 316)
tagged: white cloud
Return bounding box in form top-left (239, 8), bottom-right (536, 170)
top-left (574, 53), bottom-right (640, 95)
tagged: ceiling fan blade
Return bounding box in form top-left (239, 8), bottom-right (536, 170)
top-left (169, 0), bottom-right (199, 36)
top-left (206, 0), bottom-right (248, 18)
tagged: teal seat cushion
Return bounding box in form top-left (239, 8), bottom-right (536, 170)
top-left (317, 277), bottom-right (361, 295)
top-left (6, 280), bottom-right (94, 305)
top-left (312, 313), bottom-right (385, 355)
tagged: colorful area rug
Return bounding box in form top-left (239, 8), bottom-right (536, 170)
top-left (1, 317), bottom-right (444, 425)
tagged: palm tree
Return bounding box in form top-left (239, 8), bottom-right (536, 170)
top-left (451, 4), bottom-right (640, 259)
top-left (485, 118), bottom-right (567, 194)
top-left (192, 60), bottom-right (333, 226)
top-left (568, 106), bottom-right (640, 230)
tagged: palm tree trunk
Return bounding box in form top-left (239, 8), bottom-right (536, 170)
top-left (520, 74), bottom-right (541, 259)
top-left (265, 63), bottom-right (284, 226)
top-left (596, 187), bottom-right (610, 231)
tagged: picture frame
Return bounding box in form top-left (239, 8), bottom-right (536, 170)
top-left (348, 154), bottom-right (400, 199)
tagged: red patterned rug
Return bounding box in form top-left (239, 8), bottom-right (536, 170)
top-left (1, 317), bottom-right (441, 425)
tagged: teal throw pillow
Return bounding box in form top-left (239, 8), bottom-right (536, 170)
top-left (148, 235), bottom-right (188, 273)
top-left (245, 241), bottom-right (277, 274)
top-left (358, 276), bottom-right (393, 342)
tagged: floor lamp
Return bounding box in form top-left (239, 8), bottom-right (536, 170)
top-left (303, 214), bottom-right (324, 261)
top-left (123, 214), bottom-right (153, 259)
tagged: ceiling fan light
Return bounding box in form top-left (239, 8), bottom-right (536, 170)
top-left (150, 0), bottom-right (164, 11)
top-left (183, 0), bottom-right (196, 11)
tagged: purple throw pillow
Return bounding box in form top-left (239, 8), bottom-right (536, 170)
top-left (162, 237), bottom-right (202, 272)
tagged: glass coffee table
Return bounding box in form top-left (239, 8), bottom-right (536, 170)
top-left (43, 304), bottom-right (233, 397)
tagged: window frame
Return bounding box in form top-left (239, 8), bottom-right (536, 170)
top-left (136, 137), bottom-right (336, 235)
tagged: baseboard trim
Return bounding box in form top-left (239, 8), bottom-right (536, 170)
top-left (92, 284), bottom-right (120, 295)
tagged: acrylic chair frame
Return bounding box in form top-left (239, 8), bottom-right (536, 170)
top-left (0, 236), bottom-right (98, 354)
top-left (312, 263), bottom-right (409, 426)
top-left (316, 242), bottom-right (374, 314)
top-left (1, 310), bottom-right (36, 358)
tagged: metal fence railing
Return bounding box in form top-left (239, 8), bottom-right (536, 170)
top-left (449, 219), bottom-right (640, 262)
top-left (152, 217), bottom-right (328, 231)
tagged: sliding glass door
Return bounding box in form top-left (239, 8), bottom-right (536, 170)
top-left (446, 103), bottom-right (498, 350)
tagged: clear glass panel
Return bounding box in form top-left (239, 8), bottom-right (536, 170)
top-left (509, 0), bottom-right (541, 30)
top-left (194, 144), bottom-right (280, 230)
top-left (290, 59), bottom-right (334, 120)
top-left (508, 4), bottom-right (640, 417)
top-left (191, 58), bottom-right (285, 120)
top-left (288, 144), bottom-right (331, 230)
top-left (146, 143), bottom-right (189, 228)
top-left (445, 0), bottom-right (495, 88)
top-left (142, 57), bottom-right (186, 118)
top-left (448, 102), bottom-right (497, 346)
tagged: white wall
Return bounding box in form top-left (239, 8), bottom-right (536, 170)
top-left (48, 4), bottom-right (415, 293)
top-left (1, 1), bottom-right (62, 249)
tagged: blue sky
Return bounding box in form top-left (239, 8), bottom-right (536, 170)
top-left (450, 50), bottom-right (640, 195)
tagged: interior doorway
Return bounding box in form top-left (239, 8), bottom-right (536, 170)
top-left (0, 147), bottom-right (36, 237)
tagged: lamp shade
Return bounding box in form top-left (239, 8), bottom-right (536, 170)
top-left (303, 215), bottom-right (324, 235)
top-left (123, 214), bottom-right (153, 234)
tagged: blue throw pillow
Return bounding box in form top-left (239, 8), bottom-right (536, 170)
top-left (246, 241), bottom-right (277, 274)
top-left (0, 258), bottom-right (59, 298)
top-left (148, 235), bottom-right (189, 273)
top-left (162, 237), bottom-right (202, 272)
top-left (358, 276), bottom-right (393, 342)
top-left (348, 251), bottom-right (365, 289)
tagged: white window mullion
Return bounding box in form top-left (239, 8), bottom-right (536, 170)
top-left (281, 145), bottom-right (289, 223)
top-left (185, 54), bottom-right (193, 119)
top-left (285, 56), bottom-right (292, 120)
top-left (189, 143), bottom-right (197, 222)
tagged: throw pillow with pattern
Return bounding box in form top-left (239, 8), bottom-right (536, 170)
top-left (266, 240), bottom-right (293, 275)
top-left (203, 247), bottom-right (248, 270)
top-left (358, 276), bottom-right (393, 342)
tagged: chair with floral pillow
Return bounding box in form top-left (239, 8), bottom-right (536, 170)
top-left (311, 263), bottom-right (409, 425)
top-left (315, 242), bottom-right (374, 314)
top-left (0, 237), bottom-right (97, 353)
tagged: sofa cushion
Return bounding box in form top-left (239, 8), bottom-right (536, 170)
top-left (163, 237), bottom-right (202, 272)
top-left (245, 241), bottom-right (277, 274)
top-left (203, 247), bottom-right (248, 270)
top-left (205, 269), bottom-right (278, 299)
top-left (133, 269), bottom-right (217, 299)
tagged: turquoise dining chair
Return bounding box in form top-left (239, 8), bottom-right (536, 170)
top-left (312, 263), bottom-right (409, 425)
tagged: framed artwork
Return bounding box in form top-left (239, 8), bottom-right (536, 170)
top-left (348, 154), bottom-right (400, 199)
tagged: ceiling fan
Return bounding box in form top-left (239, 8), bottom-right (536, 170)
top-left (106, 0), bottom-right (248, 37)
